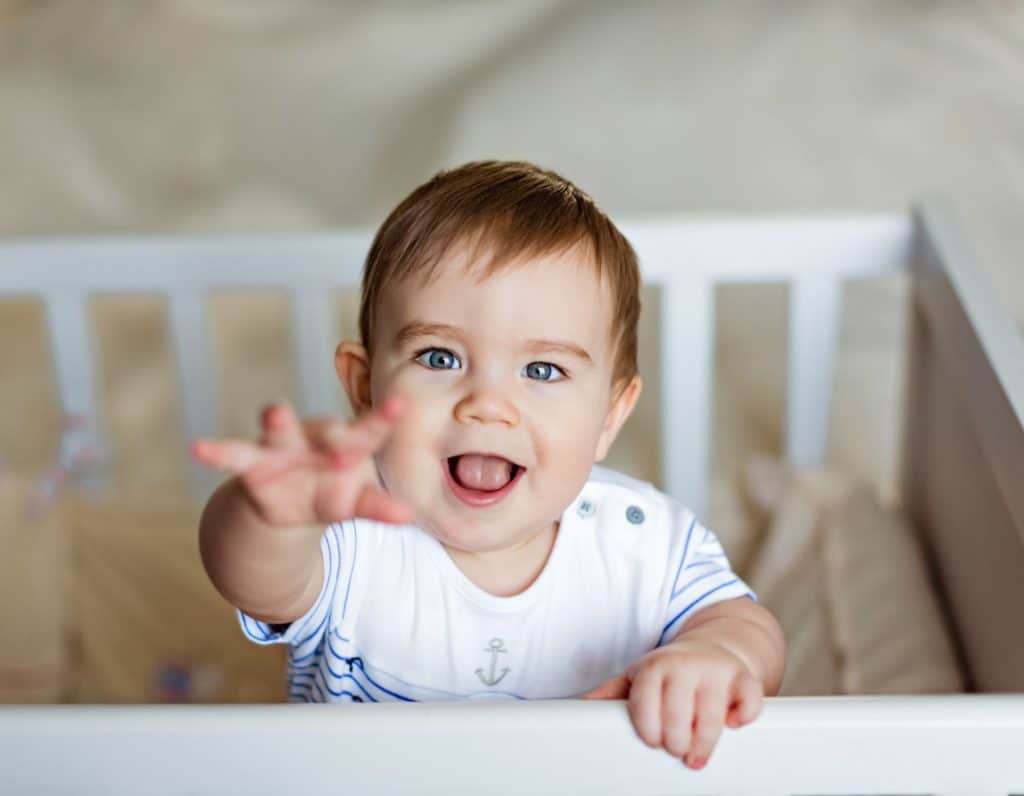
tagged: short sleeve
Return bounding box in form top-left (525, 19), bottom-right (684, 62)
top-left (656, 510), bottom-right (757, 647)
top-left (238, 524), bottom-right (346, 652)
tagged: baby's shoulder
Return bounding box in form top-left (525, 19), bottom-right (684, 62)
top-left (580, 466), bottom-right (693, 549)
top-left (322, 516), bottom-right (424, 564)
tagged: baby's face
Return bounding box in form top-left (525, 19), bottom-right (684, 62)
top-left (359, 244), bottom-right (638, 554)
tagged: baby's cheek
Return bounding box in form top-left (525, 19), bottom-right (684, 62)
top-left (374, 433), bottom-right (425, 497)
top-left (533, 414), bottom-right (600, 502)
top-left (542, 406), bottom-right (603, 461)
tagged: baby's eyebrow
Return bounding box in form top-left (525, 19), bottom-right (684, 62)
top-left (394, 321), bottom-right (466, 347)
top-left (522, 339), bottom-right (592, 364)
top-left (394, 320), bottom-right (592, 364)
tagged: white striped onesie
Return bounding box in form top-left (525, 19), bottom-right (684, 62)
top-left (240, 465), bottom-right (756, 702)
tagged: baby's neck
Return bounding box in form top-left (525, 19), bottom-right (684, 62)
top-left (443, 521), bottom-right (559, 597)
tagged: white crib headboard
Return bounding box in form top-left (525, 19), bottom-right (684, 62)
top-left (0, 216), bottom-right (910, 512)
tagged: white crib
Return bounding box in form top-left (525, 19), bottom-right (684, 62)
top-left (1, 201), bottom-right (1023, 795)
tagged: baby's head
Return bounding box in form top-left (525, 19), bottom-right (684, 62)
top-left (336, 161), bottom-right (642, 553)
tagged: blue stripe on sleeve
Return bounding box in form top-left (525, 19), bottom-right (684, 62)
top-left (342, 521), bottom-right (358, 620)
top-left (237, 525), bottom-right (342, 649)
top-left (658, 577), bottom-right (744, 646)
top-left (291, 528), bottom-right (340, 649)
top-left (668, 517), bottom-right (697, 601)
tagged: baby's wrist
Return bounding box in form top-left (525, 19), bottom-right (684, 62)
top-left (664, 632), bottom-right (760, 682)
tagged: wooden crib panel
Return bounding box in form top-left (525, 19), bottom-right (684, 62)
top-left (903, 203), bottom-right (1024, 692)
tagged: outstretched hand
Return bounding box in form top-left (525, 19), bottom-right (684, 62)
top-left (191, 397), bottom-right (413, 529)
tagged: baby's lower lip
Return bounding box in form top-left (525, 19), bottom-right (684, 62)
top-left (442, 458), bottom-right (525, 508)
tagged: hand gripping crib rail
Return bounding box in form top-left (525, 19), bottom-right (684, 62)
top-left (1, 201), bottom-right (1023, 795)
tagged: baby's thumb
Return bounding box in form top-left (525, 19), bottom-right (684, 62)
top-left (352, 484), bottom-right (414, 526)
top-left (581, 673), bottom-right (631, 700)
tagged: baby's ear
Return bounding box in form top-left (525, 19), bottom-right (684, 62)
top-left (595, 375), bottom-right (642, 462)
top-left (335, 342), bottom-right (372, 416)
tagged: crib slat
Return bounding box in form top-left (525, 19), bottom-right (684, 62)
top-left (43, 291), bottom-right (98, 423)
top-left (167, 290), bottom-right (220, 497)
top-left (659, 275), bottom-right (713, 517)
top-left (786, 273), bottom-right (842, 468)
top-left (42, 291), bottom-right (106, 489)
top-left (291, 288), bottom-right (341, 417)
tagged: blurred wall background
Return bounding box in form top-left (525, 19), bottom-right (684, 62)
top-left (1, 0), bottom-right (1023, 510)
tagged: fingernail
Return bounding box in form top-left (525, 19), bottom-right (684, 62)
top-left (686, 756), bottom-right (705, 770)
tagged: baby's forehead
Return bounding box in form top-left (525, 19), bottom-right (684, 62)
top-left (383, 248), bottom-right (615, 338)
top-left (413, 240), bottom-right (608, 292)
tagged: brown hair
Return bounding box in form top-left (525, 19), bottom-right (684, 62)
top-left (358, 160), bottom-right (641, 391)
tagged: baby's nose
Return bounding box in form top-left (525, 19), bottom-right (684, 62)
top-left (453, 386), bottom-right (520, 427)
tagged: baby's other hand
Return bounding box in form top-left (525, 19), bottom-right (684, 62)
top-left (584, 639), bottom-right (763, 770)
top-left (191, 398), bottom-right (413, 529)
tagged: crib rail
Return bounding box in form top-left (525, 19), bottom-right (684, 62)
top-left (0, 216), bottom-right (910, 509)
top-left (1, 695), bottom-right (1022, 794)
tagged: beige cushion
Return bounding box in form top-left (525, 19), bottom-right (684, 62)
top-left (742, 458), bottom-right (963, 695)
top-left (822, 486), bottom-right (963, 694)
top-left (744, 464), bottom-right (848, 696)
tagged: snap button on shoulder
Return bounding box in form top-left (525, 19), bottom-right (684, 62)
top-left (577, 498), bottom-right (596, 519)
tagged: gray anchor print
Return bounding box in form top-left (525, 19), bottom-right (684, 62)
top-left (475, 638), bottom-right (511, 686)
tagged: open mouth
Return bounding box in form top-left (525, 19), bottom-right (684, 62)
top-left (443, 453), bottom-right (525, 507)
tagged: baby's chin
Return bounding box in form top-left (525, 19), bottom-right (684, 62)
top-left (414, 511), bottom-right (535, 555)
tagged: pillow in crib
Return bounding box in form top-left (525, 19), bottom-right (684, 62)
top-left (822, 485), bottom-right (964, 694)
top-left (742, 461), bottom-right (847, 696)
top-left (741, 457), bottom-right (964, 696)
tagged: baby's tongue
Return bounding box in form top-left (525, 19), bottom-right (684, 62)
top-left (454, 454), bottom-right (512, 492)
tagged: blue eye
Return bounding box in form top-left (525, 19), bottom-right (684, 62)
top-left (522, 361), bottom-right (565, 382)
top-left (415, 348), bottom-right (462, 370)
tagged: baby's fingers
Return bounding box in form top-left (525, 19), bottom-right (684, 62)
top-left (685, 685), bottom-right (729, 770)
top-left (353, 484), bottom-right (415, 525)
top-left (260, 402), bottom-right (306, 450)
top-left (243, 449), bottom-right (323, 488)
top-left (660, 674), bottom-right (696, 761)
top-left (627, 665), bottom-right (665, 749)
top-left (191, 439), bottom-right (271, 473)
top-left (327, 397), bottom-right (405, 465)
top-left (581, 674), bottom-right (630, 700)
top-left (725, 674), bottom-right (764, 729)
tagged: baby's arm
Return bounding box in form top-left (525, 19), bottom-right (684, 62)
top-left (199, 478), bottom-right (325, 625)
top-left (195, 399), bottom-right (411, 625)
top-left (668, 596), bottom-right (785, 697)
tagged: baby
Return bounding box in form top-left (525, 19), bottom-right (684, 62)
top-left (195, 160), bottom-right (785, 770)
